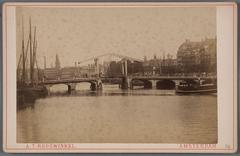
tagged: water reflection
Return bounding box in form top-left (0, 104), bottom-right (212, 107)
top-left (17, 84), bottom-right (217, 143)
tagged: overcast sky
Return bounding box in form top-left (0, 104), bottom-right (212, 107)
top-left (16, 6), bottom-right (216, 68)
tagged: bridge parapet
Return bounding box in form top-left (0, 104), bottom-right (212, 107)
top-left (130, 75), bottom-right (217, 81)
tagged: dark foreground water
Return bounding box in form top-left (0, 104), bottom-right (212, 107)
top-left (17, 84), bottom-right (217, 143)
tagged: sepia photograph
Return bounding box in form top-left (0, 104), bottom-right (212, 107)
top-left (16, 5), bottom-right (217, 144)
top-left (2, 2), bottom-right (237, 153)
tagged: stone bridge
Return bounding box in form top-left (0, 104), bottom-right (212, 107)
top-left (42, 53), bottom-right (216, 93)
top-left (42, 75), bottom-right (217, 94)
top-left (125, 76), bottom-right (217, 89)
top-left (43, 78), bottom-right (103, 94)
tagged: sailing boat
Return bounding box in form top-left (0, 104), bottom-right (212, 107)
top-left (17, 17), bottom-right (47, 108)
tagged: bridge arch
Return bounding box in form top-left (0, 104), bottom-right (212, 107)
top-left (130, 79), bottom-right (177, 90)
top-left (156, 80), bottom-right (176, 89)
top-left (130, 79), bottom-right (152, 89)
top-left (44, 84), bottom-right (67, 94)
top-left (68, 80), bottom-right (102, 92)
top-left (44, 80), bottom-right (103, 94)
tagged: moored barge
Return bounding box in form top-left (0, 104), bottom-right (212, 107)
top-left (176, 80), bottom-right (217, 94)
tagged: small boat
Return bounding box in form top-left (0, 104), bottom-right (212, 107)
top-left (17, 84), bottom-right (47, 95)
top-left (176, 80), bottom-right (217, 94)
top-left (17, 84), bottom-right (48, 109)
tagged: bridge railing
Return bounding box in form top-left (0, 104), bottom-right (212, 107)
top-left (43, 69), bottom-right (217, 82)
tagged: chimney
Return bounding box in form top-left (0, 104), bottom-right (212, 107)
top-left (44, 56), bottom-right (46, 69)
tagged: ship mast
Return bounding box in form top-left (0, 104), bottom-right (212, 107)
top-left (17, 17), bottom-right (38, 85)
top-left (21, 16), bottom-right (26, 84)
top-left (29, 17), bottom-right (34, 85)
top-left (33, 26), bottom-right (38, 84)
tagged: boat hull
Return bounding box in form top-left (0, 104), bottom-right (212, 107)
top-left (17, 85), bottom-right (48, 109)
top-left (175, 82), bottom-right (217, 94)
top-left (176, 88), bottom-right (217, 94)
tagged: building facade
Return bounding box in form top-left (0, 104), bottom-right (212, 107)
top-left (177, 38), bottom-right (216, 74)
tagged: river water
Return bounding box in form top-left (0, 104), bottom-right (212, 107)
top-left (17, 83), bottom-right (217, 144)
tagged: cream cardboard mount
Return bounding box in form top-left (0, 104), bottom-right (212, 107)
top-left (2, 2), bottom-right (238, 153)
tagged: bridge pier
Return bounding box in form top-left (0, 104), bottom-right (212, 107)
top-left (151, 80), bottom-right (157, 89)
top-left (90, 83), bottom-right (96, 91)
top-left (67, 83), bottom-right (76, 93)
top-left (90, 80), bottom-right (103, 91)
top-left (44, 85), bottom-right (51, 95)
top-left (121, 77), bottom-right (131, 90)
top-left (130, 80), bottom-right (133, 90)
top-left (120, 58), bottom-right (130, 90)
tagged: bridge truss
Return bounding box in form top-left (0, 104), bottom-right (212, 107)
top-left (77, 52), bottom-right (143, 65)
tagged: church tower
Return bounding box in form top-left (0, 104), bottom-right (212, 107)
top-left (55, 54), bottom-right (61, 69)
